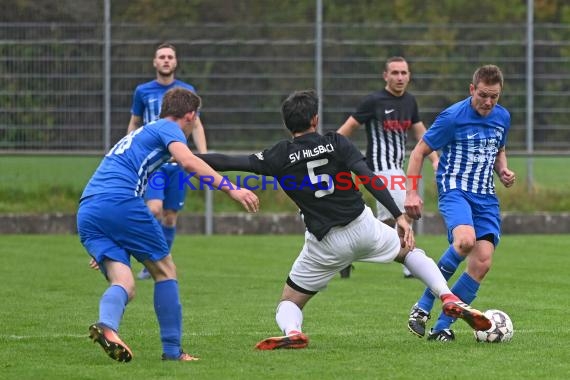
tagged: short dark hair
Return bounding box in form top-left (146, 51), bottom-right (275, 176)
top-left (160, 87), bottom-right (201, 118)
top-left (155, 42), bottom-right (176, 56)
top-left (472, 64), bottom-right (504, 88)
top-left (384, 56), bottom-right (408, 72)
top-left (281, 89), bottom-right (318, 134)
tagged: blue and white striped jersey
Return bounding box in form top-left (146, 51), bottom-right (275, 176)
top-left (423, 97), bottom-right (511, 195)
top-left (80, 119), bottom-right (187, 199)
top-left (131, 79), bottom-right (196, 124)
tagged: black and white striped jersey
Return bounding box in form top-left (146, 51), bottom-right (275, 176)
top-left (352, 89), bottom-right (420, 172)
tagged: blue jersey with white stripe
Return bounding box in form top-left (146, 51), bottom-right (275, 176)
top-left (423, 97), bottom-right (511, 195)
top-left (81, 119), bottom-right (187, 199)
top-left (131, 79), bottom-right (196, 124)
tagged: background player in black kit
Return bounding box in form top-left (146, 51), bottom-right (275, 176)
top-left (338, 56), bottom-right (439, 278)
top-left (197, 89), bottom-right (490, 350)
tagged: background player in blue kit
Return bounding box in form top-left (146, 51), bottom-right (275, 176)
top-left (126, 43), bottom-right (208, 280)
top-left (337, 56), bottom-right (439, 279)
top-left (78, 88), bottom-right (259, 362)
top-left (405, 64), bottom-right (516, 341)
top-left (196, 89), bottom-right (491, 350)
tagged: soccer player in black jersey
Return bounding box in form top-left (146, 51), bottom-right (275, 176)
top-left (196, 89), bottom-right (490, 349)
top-left (338, 56), bottom-right (439, 278)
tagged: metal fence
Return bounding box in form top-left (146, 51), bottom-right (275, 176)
top-left (1, 21), bottom-right (569, 153)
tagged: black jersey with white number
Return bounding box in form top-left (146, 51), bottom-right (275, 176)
top-left (352, 89), bottom-right (420, 172)
top-left (248, 132), bottom-right (366, 240)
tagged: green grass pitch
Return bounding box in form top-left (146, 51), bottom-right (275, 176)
top-left (1, 234), bottom-right (569, 379)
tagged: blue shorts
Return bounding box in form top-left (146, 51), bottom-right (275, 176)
top-left (145, 162), bottom-right (187, 211)
top-left (77, 194), bottom-right (170, 276)
top-left (438, 189), bottom-right (501, 246)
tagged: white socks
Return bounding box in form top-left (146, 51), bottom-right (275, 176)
top-left (404, 248), bottom-right (452, 298)
top-left (275, 300), bottom-right (303, 335)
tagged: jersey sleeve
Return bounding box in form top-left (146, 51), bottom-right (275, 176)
top-left (423, 108), bottom-right (456, 151)
top-left (130, 85), bottom-right (145, 117)
top-left (499, 108), bottom-right (511, 148)
top-left (248, 150), bottom-right (275, 176)
top-left (248, 141), bottom-right (289, 176)
top-left (411, 97), bottom-right (421, 124)
top-left (351, 94), bottom-right (377, 124)
top-left (333, 133), bottom-right (366, 167)
top-left (159, 121), bottom-right (188, 147)
top-left (177, 80), bottom-right (197, 93)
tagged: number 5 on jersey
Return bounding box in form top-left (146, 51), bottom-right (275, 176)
top-left (307, 159), bottom-right (334, 198)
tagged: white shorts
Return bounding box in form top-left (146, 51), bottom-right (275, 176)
top-left (288, 206), bottom-right (401, 292)
top-left (374, 168), bottom-right (406, 221)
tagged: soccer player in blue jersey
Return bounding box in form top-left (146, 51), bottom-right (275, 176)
top-left (195, 89), bottom-right (491, 350)
top-left (78, 88), bottom-right (259, 362)
top-left (126, 43), bottom-right (208, 280)
top-left (405, 64), bottom-right (516, 341)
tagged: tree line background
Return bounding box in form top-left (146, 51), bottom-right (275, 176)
top-left (1, 0), bottom-right (568, 152)
top-left (4, 0), bottom-right (568, 24)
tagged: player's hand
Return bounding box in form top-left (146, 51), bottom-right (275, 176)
top-left (396, 215), bottom-right (415, 250)
top-left (499, 168), bottom-right (516, 188)
top-left (404, 192), bottom-right (423, 220)
top-left (229, 188), bottom-right (259, 213)
top-left (89, 258), bottom-right (100, 271)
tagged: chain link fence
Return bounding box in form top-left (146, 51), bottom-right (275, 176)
top-left (1, 21), bottom-right (569, 153)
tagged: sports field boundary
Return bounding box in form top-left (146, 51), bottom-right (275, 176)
top-left (1, 212), bottom-right (568, 235)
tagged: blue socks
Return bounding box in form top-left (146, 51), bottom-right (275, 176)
top-left (417, 245), bottom-right (464, 312)
top-left (162, 225), bottom-right (176, 250)
top-left (433, 272), bottom-right (480, 332)
top-left (99, 285), bottom-right (128, 332)
top-left (154, 279), bottom-right (182, 358)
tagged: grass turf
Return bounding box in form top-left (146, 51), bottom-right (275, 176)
top-left (1, 234), bottom-right (569, 379)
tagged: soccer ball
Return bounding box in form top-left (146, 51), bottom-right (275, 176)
top-left (474, 309), bottom-right (514, 343)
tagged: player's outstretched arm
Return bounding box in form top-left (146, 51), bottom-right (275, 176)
top-left (169, 143), bottom-right (259, 213)
top-left (194, 153), bottom-right (254, 173)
